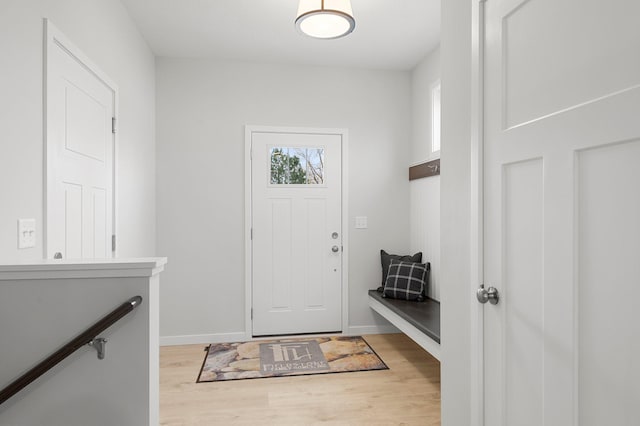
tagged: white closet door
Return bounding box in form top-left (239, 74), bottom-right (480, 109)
top-left (46, 23), bottom-right (115, 259)
top-left (482, 0), bottom-right (640, 424)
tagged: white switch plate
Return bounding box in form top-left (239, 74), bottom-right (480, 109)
top-left (355, 216), bottom-right (368, 229)
top-left (18, 218), bottom-right (36, 249)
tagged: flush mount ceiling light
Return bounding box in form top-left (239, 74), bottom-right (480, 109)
top-left (295, 0), bottom-right (356, 40)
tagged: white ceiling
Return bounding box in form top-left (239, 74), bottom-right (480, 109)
top-left (120, 0), bottom-right (440, 71)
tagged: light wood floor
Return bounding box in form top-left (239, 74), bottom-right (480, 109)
top-left (160, 333), bottom-right (440, 425)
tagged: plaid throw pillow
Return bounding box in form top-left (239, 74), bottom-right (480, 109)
top-left (382, 260), bottom-right (428, 301)
top-left (379, 250), bottom-right (422, 289)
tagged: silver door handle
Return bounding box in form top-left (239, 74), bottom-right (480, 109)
top-left (53, 252), bottom-right (63, 259)
top-left (477, 285), bottom-right (499, 305)
top-left (331, 245), bottom-right (340, 253)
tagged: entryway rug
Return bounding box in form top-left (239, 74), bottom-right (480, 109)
top-left (197, 336), bottom-right (388, 382)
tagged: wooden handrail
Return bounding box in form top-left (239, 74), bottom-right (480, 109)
top-left (0, 296), bottom-right (143, 406)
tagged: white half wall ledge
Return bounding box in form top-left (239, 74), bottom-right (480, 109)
top-left (0, 258), bottom-right (167, 280)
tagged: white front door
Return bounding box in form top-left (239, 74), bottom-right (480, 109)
top-left (482, 0), bottom-right (640, 424)
top-left (45, 22), bottom-right (115, 259)
top-left (250, 129), bottom-right (342, 336)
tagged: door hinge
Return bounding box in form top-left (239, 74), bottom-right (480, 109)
top-left (111, 235), bottom-right (116, 252)
top-left (250, 228), bottom-right (253, 240)
top-left (111, 117), bottom-right (117, 134)
top-left (251, 308), bottom-right (253, 320)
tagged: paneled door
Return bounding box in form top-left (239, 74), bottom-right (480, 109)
top-left (250, 129), bottom-right (342, 336)
top-left (481, 0), bottom-right (640, 424)
top-left (45, 22), bottom-right (115, 259)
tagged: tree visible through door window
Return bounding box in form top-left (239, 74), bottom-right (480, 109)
top-left (270, 147), bottom-right (324, 185)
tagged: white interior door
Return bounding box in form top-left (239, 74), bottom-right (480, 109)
top-left (482, 0), bottom-right (640, 424)
top-left (45, 22), bottom-right (115, 259)
top-left (251, 129), bottom-right (342, 336)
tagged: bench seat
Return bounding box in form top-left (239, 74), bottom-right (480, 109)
top-left (368, 290), bottom-right (441, 361)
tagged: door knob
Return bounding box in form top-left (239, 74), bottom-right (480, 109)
top-left (331, 245), bottom-right (340, 253)
top-left (477, 285), bottom-right (499, 305)
top-left (53, 252), bottom-right (63, 259)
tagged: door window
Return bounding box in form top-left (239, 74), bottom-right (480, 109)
top-left (270, 147), bottom-right (324, 185)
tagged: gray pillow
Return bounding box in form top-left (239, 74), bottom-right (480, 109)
top-left (382, 260), bottom-right (429, 302)
top-left (378, 250), bottom-right (423, 290)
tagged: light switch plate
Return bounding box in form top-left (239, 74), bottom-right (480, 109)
top-left (18, 219), bottom-right (36, 249)
top-left (355, 216), bottom-right (368, 229)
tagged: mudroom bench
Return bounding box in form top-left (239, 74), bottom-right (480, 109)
top-left (368, 290), bottom-right (441, 361)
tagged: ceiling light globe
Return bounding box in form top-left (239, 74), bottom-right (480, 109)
top-left (295, 0), bottom-right (355, 39)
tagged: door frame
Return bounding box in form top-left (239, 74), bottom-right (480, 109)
top-left (43, 19), bottom-right (119, 258)
top-left (244, 125), bottom-right (349, 339)
top-left (470, 1), bottom-right (486, 425)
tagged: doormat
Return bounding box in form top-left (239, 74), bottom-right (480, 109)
top-left (197, 336), bottom-right (388, 382)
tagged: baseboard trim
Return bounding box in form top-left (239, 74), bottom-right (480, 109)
top-left (160, 332), bottom-right (249, 346)
top-left (346, 324), bottom-right (399, 335)
top-left (159, 326), bottom-right (400, 345)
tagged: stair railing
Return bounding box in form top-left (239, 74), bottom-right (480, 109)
top-left (0, 295), bottom-right (143, 405)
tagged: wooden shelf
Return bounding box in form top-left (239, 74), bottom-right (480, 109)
top-left (409, 158), bottom-right (440, 180)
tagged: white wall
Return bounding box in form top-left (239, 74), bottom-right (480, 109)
top-left (409, 178), bottom-right (440, 300)
top-left (0, 0), bottom-right (156, 261)
top-left (156, 58), bottom-right (412, 343)
top-left (440, 0), bottom-right (473, 424)
top-left (409, 47), bottom-right (441, 301)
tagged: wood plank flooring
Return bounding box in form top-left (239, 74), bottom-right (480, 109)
top-left (160, 333), bottom-right (440, 425)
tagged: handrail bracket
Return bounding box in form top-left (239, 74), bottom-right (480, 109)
top-left (87, 337), bottom-right (108, 360)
